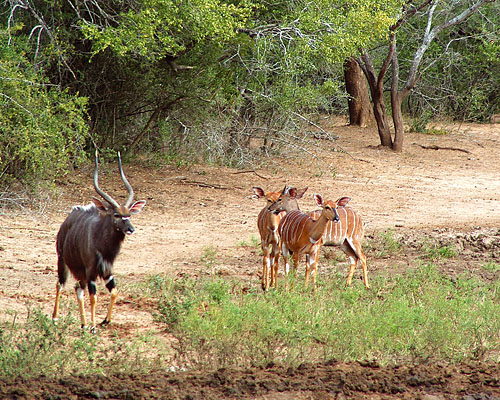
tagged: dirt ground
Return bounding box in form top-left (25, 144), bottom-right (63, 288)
top-left (1, 118), bottom-right (500, 399)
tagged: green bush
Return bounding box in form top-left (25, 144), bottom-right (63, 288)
top-left (0, 31), bottom-right (89, 187)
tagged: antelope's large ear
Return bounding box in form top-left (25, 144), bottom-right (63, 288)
top-left (92, 197), bottom-right (108, 212)
top-left (296, 187), bottom-right (308, 199)
top-left (313, 193), bottom-right (323, 207)
top-left (336, 197), bottom-right (351, 207)
top-left (130, 200), bottom-right (146, 214)
top-left (252, 187), bottom-right (265, 199)
top-left (288, 187), bottom-right (298, 199)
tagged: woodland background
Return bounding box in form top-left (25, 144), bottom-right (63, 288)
top-left (1, 0), bottom-right (499, 189)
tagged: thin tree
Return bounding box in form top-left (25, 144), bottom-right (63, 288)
top-left (358, 0), bottom-right (492, 152)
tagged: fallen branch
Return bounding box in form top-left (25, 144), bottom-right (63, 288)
top-left (231, 169), bottom-right (271, 180)
top-left (163, 175), bottom-right (187, 182)
top-left (179, 179), bottom-right (228, 189)
top-left (414, 144), bottom-right (472, 154)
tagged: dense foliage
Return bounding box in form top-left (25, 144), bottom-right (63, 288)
top-left (0, 28), bottom-right (88, 187)
top-left (0, 0), bottom-right (498, 186)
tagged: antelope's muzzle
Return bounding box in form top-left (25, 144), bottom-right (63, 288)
top-left (122, 219), bottom-right (135, 235)
top-left (333, 209), bottom-right (340, 223)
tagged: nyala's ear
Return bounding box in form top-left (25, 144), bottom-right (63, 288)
top-left (288, 187), bottom-right (298, 198)
top-left (92, 197), bottom-right (108, 212)
top-left (252, 187), bottom-right (265, 199)
top-left (313, 193), bottom-right (323, 207)
top-left (336, 197), bottom-right (351, 207)
top-left (296, 187), bottom-right (308, 199)
top-left (130, 200), bottom-right (146, 214)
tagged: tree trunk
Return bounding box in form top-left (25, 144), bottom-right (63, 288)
top-left (358, 53), bottom-right (393, 147)
top-left (371, 83), bottom-right (393, 147)
top-left (391, 92), bottom-right (404, 152)
top-left (344, 58), bottom-right (373, 127)
top-left (390, 50), bottom-right (404, 152)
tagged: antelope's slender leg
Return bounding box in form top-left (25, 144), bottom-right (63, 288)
top-left (282, 244), bottom-right (291, 289)
top-left (341, 242), bottom-right (358, 287)
top-left (88, 281), bottom-right (97, 328)
top-left (345, 256), bottom-right (357, 287)
top-left (311, 246), bottom-right (321, 287)
top-left (351, 240), bottom-right (369, 288)
top-left (75, 284), bottom-right (87, 328)
top-left (52, 282), bottom-right (63, 321)
top-left (358, 250), bottom-right (369, 289)
top-left (271, 245), bottom-right (280, 289)
top-left (291, 252), bottom-right (300, 289)
top-left (102, 275), bottom-right (117, 325)
top-left (262, 244), bottom-right (270, 291)
top-left (89, 295), bottom-right (97, 331)
top-left (305, 254), bottom-right (311, 287)
top-left (53, 258), bottom-right (68, 321)
top-left (292, 252), bottom-right (299, 276)
top-left (103, 288), bottom-right (118, 325)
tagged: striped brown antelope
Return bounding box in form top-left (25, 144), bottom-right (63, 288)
top-left (310, 195), bottom-right (369, 289)
top-left (268, 188), bottom-right (340, 287)
top-left (52, 151), bottom-right (146, 331)
top-left (252, 186), bottom-right (308, 290)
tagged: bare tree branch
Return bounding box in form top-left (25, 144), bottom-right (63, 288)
top-left (405, 0), bottom-right (490, 92)
top-left (8, 0), bottom-right (76, 79)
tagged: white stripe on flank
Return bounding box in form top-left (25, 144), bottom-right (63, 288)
top-left (292, 213), bottom-right (303, 244)
top-left (297, 215), bottom-right (307, 245)
top-left (338, 211), bottom-right (343, 242)
top-left (350, 209), bottom-right (356, 241)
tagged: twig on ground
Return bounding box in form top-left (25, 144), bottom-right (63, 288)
top-left (231, 170), bottom-right (271, 180)
top-left (414, 144), bottom-right (472, 154)
top-left (179, 179), bottom-right (229, 189)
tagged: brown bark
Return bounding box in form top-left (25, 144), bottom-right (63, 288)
top-left (344, 58), bottom-right (373, 127)
top-left (391, 50), bottom-right (404, 152)
top-left (358, 53), bottom-right (393, 147)
top-left (372, 89), bottom-right (393, 148)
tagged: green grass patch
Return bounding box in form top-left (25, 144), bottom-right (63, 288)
top-left (0, 306), bottom-right (169, 379)
top-left (238, 235), bottom-right (261, 250)
top-left (2, 265), bottom-right (499, 379)
top-left (149, 264), bottom-right (500, 369)
top-left (422, 243), bottom-right (457, 260)
top-left (366, 229), bottom-right (402, 257)
top-left (483, 261), bottom-right (500, 273)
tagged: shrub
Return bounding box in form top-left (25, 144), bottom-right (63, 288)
top-left (0, 31), bottom-right (88, 188)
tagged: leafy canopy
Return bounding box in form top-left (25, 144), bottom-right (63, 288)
top-left (81, 0), bottom-right (258, 60)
